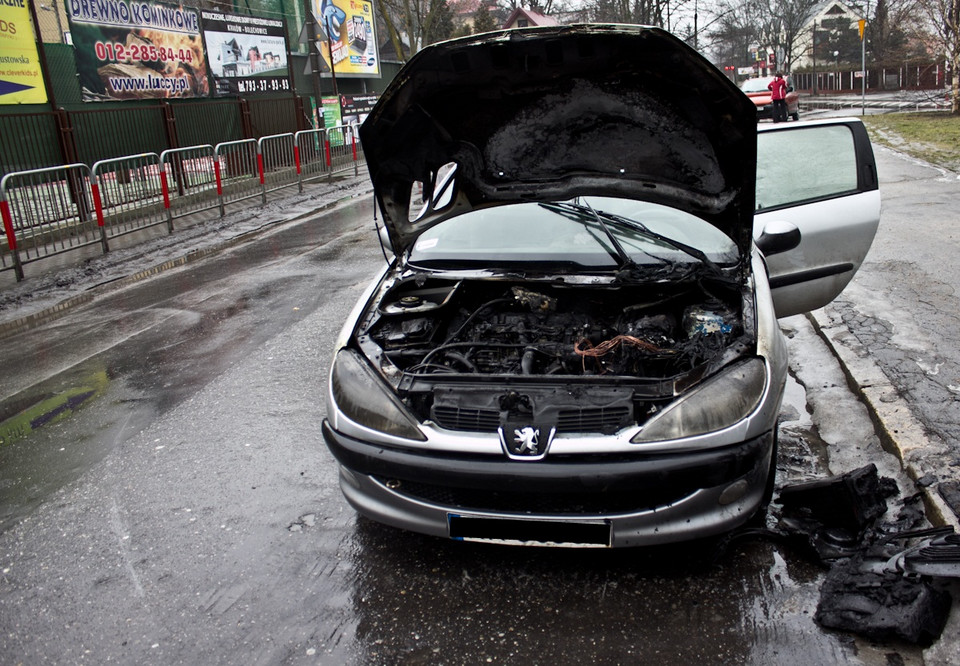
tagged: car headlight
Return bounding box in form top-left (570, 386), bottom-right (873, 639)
top-left (330, 349), bottom-right (426, 441)
top-left (631, 358), bottom-right (766, 443)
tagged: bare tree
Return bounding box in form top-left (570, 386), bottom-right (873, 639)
top-left (705, 0), bottom-right (820, 71)
top-left (704, 1), bottom-right (762, 66)
top-left (581, 0), bottom-right (675, 27)
top-left (916, 0), bottom-right (959, 112)
top-left (760, 0), bottom-right (822, 71)
top-left (375, 0), bottom-right (455, 60)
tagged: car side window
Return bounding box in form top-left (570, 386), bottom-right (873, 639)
top-left (756, 125), bottom-right (859, 211)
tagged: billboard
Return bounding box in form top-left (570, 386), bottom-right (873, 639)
top-left (66, 0), bottom-right (209, 101)
top-left (201, 11), bottom-right (290, 96)
top-left (340, 93), bottom-right (376, 127)
top-left (0, 0), bottom-right (47, 104)
top-left (312, 0), bottom-right (379, 78)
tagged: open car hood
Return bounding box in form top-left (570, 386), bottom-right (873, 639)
top-left (360, 24), bottom-right (758, 257)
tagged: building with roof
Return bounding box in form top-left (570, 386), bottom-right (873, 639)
top-left (791, 0), bottom-right (864, 70)
top-left (502, 8), bottom-right (560, 29)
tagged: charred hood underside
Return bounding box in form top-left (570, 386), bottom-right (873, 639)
top-left (359, 25), bottom-right (759, 257)
top-left (355, 275), bottom-right (756, 434)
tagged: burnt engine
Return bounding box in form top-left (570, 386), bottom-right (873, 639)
top-left (365, 278), bottom-right (744, 379)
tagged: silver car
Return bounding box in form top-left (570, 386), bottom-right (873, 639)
top-left (322, 24), bottom-right (880, 547)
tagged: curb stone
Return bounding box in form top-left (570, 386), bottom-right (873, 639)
top-left (808, 307), bottom-right (960, 531)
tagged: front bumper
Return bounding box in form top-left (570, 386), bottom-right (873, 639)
top-left (322, 420), bottom-right (775, 547)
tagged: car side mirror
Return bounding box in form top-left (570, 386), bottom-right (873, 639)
top-left (756, 220), bottom-right (801, 256)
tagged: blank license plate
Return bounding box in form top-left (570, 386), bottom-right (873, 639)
top-left (448, 514), bottom-right (612, 548)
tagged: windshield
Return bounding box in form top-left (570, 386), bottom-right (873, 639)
top-left (740, 78), bottom-right (772, 93)
top-left (407, 197), bottom-right (740, 272)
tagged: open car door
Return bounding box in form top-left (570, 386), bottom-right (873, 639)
top-left (753, 118), bottom-right (880, 318)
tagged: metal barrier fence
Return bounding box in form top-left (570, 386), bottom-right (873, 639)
top-left (0, 96), bottom-right (310, 181)
top-left (257, 133), bottom-right (297, 203)
top-left (0, 124), bottom-right (366, 282)
top-left (327, 124), bottom-right (361, 178)
top-left (1, 164), bottom-right (97, 280)
top-left (160, 145), bottom-right (219, 225)
top-left (215, 139), bottom-right (260, 215)
top-left (294, 129), bottom-right (326, 193)
top-left (92, 153), bottom-right (167, 249)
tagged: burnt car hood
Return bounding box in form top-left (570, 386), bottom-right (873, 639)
top-left (360, 24), bottom-right (758, 258)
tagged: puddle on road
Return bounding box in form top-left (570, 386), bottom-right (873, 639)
top-left (778, 370), bottom-right (832, 486)
top-left (0, 370), bottom-right (109, 447)
top-left (0, 274), bottom-right (321, 533)
top-left (0, 367), bottom-right (154, 532)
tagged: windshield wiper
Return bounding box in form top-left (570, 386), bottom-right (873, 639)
top-left (587, 206), bottom-right (736, 283)
top-left (537, 201), bottom-right (663, 273)
top-left (537, 200), bottom-right (737, 283)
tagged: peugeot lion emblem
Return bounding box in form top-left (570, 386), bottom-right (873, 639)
top-left (513, 426), bottom-right (540, 455)
top-left (499, 424), bottom-right (554, 460)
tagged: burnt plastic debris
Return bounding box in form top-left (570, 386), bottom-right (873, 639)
top-left (812, 522), bottom-right (957, 645)
top-left (815, 554), bottom-right (953, 646)
top-left (777, 464), bottom-right (898, 563)
top-left (895, 532), bottom-right (960, 578)
top-left (761, 464), bottom-right (959, 645)
top-left (939, 480), bottom-right (960, 518)
top-left (779, 463), bottom-right (894, 532)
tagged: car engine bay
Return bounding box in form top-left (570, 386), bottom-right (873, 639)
top-left (353, 276), bottom-right (754, 434)
top-left (362, 276), bottom-right (750, 379)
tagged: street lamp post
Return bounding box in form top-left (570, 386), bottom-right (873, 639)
top-left (834, 50), bottom-right (839, 91)
top-left (812, 24), bottom-right (818, 96)
top-left (860, 1), bottom-right (869, 116)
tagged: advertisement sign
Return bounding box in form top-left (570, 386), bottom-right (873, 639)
top-left (320, 96), bottom-right (341, 123)
top-left (67, 0), bottom-right (209, 101)
top-left (340, 93), bottom-right (376, 127)
top-left (0, 0), bottom-right (47, 104)
top-left (312, 0), bottom-right (379, 78)
top-left (201, 11), bottom-right (290, 96)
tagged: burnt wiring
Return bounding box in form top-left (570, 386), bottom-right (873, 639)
top-left (372, 281), bottom-right (741, 377)
top-left (574, 335), bottom-right (674, 374)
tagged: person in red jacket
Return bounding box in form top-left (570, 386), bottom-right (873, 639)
top-left (768, 72), bottom-right (789, 123)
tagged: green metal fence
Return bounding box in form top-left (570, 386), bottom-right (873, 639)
top-left (69, 105), bottom-right (172, 166)
top-left (0, 112), bottom-right (65, 174)
top-left (171, 100), bottom-right (245, 147)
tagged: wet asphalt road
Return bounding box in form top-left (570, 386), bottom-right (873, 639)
top-left (0, 195), bottom-right (928, 664)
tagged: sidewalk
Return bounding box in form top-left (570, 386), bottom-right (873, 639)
top-left (0, 174), bottom-right (374, 338)
top-left (811, 306), bottom-right (960, 531)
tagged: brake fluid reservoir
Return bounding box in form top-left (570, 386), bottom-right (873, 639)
top-left (683, 304), bottom-right (734, 337)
